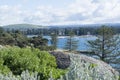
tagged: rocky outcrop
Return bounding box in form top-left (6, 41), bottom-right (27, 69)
top-left (49, 51), bottom-right (70, 69)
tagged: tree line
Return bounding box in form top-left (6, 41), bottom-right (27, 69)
top-left (4, 26), bottom-right (120, 36)
top-left (0, 27), bottom-right (56, 51)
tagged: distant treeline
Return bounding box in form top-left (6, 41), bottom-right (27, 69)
top-left (0, 27), bottom-right (57, 51)
top-left (2, 26), bottom-right (120, 36)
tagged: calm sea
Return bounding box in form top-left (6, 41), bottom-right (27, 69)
top-left (28, 35), bottom-right (97, 51)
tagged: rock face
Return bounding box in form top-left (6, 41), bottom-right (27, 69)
top-left (49, 51), bottom-right (71, 69)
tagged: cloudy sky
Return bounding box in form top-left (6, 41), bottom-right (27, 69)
top-left (0, 0), bottom-right (120, 26)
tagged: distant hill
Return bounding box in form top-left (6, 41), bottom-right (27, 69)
top-left (48, 23), bottom-right (120, 28)
top-left (1, 23), bottom-right (120, 35)
top-left (2, 23), bottom-right (120, 30)
top-left (2, 24), bottom-right (48, 30)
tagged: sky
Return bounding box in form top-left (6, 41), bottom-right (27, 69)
top-left (0, 0), bottom-right (120, 26)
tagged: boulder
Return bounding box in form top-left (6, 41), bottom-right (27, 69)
top-left (49, 51), bottom-right (70, 69)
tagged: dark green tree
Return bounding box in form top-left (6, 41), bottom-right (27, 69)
top-left (0, 27), bottom-right (4, 35)
top-left (0, 30), bottom-right (29, 47)
top-left (87, 25), bottom-right (120, 72)
top-left (11, 30), bottom-right (28, 47)
top-left (64, 31), bottom-right (78, 51)
top-left (50, 32), bottom-right (58, 50)
top-left (29, 35), bottom-right (48, 48)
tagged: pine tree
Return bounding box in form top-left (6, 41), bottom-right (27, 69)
top-left (64, 31), bottom-right (78, 51)
top-left (87, 25), bottom-right (120, 72)
top-left (50, 32), bottom-right (58, 49)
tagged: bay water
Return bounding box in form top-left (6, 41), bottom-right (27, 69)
top-left (28, 35), bottom-right (97, 51)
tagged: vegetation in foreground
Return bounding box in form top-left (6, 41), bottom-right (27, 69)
top-left (61, 53), bottom-right (119, 80)
top-left (0, 47), bottom-right (66, 80)
top-left (0, 51), bottom-right (119, 80)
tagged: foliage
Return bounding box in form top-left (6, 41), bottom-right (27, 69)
top-left (0, 50), bottom-right (119, 80)
top-left (0, 32), bottom-right (14, 46)
top-left (87, 25), bottom-right (120, 72)
top-left (64, 31), bottom-right (79, 51)
top-left (50, 33), bottom-right (58, 50)
top-left (38, 46), bottom-right (56, 51)
top-left (11, 30), bottom-right (29, 47)
top-left (0, 30), bottom-right (29, 47)
top-left (0, 70), bottom-right (39, 80)
top-left (0, 29), bottom-right (56, 52)
top-left (0, 27), bottom-right (4, 36)
top-left (0, 30), bottom-right (51, 51)
top-left (28, 35), bottom-right (52, 51)
top-left (0, 58), bottom-right (10, 75)
top-left (67, 54), bottom-right (118, 80)
top-left (0, 47), bottom-right (66, 80)
top-left (29, 35), bottom-right (48, 48)
top-left (54, 54), bottom-right (119, 80)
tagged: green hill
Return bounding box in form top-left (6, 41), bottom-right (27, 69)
top-left (2, 24), bottom-right (48, 30)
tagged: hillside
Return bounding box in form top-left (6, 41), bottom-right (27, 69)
top-left (2, 23), bottom-right (120, 30)
top-left (48, 23), bottom-right (120, 28)
top-left (2, 24), bottom-right (48, 30)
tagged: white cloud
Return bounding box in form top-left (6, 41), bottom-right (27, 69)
top-left (0, 5), bottom-right (26, 25)
top-left (66, 0), bottom-right (120, 24)
top-left (0, 0), bottom-right (120, 26)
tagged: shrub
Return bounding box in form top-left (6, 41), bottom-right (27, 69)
top-left (0, 58), bottom-right (10, 74)
top-left (38, 46), bottom-right (56, 51)
top-left (57, 53), bottom-right (119, 80)
top-left (0, 51), bottom-right (119, 80)
top-left (0, 47), bottom-right (66, 80)
top-left (0, 70), bottom-right (39, 80)
top-left (48, 53), bottom-right (120, 80)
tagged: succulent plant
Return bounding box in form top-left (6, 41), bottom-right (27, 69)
top-left (56, 53), bottom-right (119, 80)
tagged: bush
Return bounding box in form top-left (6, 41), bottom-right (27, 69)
top-left (0, 58), bottom-right (10, 74)
top-left (0, 70), bottom-right (39, 80)
top-left (0, 47), bottom-right (66, 80)
top-left (58, 54), bottom-right (119, 80)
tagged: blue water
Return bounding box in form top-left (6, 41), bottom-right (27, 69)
top-left (27, 35), bottom-right (97, 50)
top-left (43, 36), bottom-right (97, 51)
